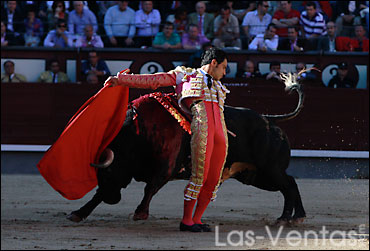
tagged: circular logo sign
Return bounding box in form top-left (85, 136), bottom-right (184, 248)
top-left (140, 62), bottom-right (164, 74)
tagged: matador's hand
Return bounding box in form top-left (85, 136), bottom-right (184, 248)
top-left (104, 76), bottom-right (119, 87)
top-left (104, 69), bottom-right (130, 87)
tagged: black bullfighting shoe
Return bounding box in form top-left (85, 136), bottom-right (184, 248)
top-left (179, 222), bottom-right (202, 232)
top-left (199, 223), bottom-right (212, 232)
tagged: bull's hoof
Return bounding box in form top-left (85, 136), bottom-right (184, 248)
top-left (291, 217), bottom-right (305, 225)
top-left (275, 218), bottom-right (290, 226)
top-left (133, 211), bottom-right (149, 221)
top-left (66, 213), bottom-right (83, 223)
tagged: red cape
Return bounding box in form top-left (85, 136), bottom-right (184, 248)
top-left (37, 85), bottom-right (129, 200)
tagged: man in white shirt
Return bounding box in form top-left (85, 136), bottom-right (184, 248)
top-left (135, 1), bottom-right (161, 47)
top-left (242, 1), bottom-right (272, 40)
top-left (69, 24), bottom-right (104, 48)
top-left (104, 1), bottom-right (136, 47)
top-left (248, 23), bottom-right (278, 51)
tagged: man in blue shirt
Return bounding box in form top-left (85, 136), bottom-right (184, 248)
top-left (81, 50), bottom-right (111, 83)
top-left (104, 1), bottom-right (136, 48)
top-left (43, 19), bottom-right (70, 48)
top-left (68, 1), bottom-right (98, 35)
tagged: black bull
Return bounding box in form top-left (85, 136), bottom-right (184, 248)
top-left (67, 84), bottom-right (306, 224)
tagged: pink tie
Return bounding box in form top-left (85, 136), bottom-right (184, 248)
top-left (198, 16), bottom-right (203, 35)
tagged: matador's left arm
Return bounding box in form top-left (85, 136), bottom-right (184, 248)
top-left (105, 69), bottom-right (177, 90)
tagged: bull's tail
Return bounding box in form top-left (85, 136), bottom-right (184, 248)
top-left (263, 68), bottom-right (319, 123)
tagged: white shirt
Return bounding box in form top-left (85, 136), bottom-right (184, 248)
top-left (248, 34), bottom-right (279, 51)
top-left (51, 72), bottom-right (58, 83)
top-left (7, 10), bottom-right (14, 31)
top-left (242, 10), bottom-right (272, 37)
top-left (135, 9), bottom-right (161, 36)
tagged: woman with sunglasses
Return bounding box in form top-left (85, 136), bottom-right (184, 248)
top-left (47, 1), bottom-right (69, 32)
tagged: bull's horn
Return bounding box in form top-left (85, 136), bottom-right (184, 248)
top-left (90, 148), bottom-right (114, 168)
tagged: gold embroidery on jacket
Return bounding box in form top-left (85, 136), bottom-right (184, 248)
top-left (184, 101), bottom-right (208, 200)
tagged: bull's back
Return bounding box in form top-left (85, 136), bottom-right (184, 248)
top-left (224, 106), bottom-right (291, 171)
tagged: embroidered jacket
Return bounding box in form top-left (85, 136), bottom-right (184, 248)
top-left (116, 66), bottom-right (230, 114)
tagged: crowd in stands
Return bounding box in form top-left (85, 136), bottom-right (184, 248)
top-left (1, 1), bottom-right (369, 88)
top-left (1, 1), bottom-right (368, 51)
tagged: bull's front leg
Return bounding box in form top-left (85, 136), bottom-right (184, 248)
top-left (133, 175), bottom-right (171, 221)
top-left (67, 189), bottom-right (104, 222)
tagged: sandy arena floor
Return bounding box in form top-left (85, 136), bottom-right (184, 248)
top-left (1, 175), bottom-right (369, 250)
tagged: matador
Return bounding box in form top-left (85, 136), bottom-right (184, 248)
top-left (105, 48), bottom-right (229, 232)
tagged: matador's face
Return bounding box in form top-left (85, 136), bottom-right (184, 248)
top-left (211, 59), bottom-right (228, 81)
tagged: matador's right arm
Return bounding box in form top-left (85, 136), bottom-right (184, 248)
top-left (105, 69), bottom-right (177, 89)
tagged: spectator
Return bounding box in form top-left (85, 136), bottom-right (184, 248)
top-left (272, 1), bottom-right (300, 37)
top-left (1, 60), bottom-right (27, 83)
top-left (226, 1), bottom-right (256, 23)
top-left (104, 1), bottom-right (136, 48)
top-left (70, 24), bottom-right (104, 48)
top-left (18, 2), bottom-right (48, 25)
top-left (152, 22), bottom-right (182, 49)
top-left (24, 6), bottom-right (44, 47)
top-left (213, 5), bottom-right (241, 49)
top-left (47, 1), bottom-right (69, 33)
top-left (302, 1), bottom-right (332, 22)
top-left (335, 1), bottom-right (364, 37)
top-left (166, 6), bottom-right (188, 36)
top-left (278, 26), bottom-right (306, 51)
top-left (295, 62), bottom-right (317, 81)
top-left (135, 1), bottom-right (161, 48)
top-left (299, 1), bottom-right (327, 50)
top-left (86, 72), bottom-right (99, 84)
top-left (248, 23), bottom-right (278, 51)
top-left (182, 24), bottom-right (210, 50)
top-left (262, 61), bottom-right (283, 83)
top-left (37, 59), bottom-right (70, 83)
top-left (68, 1), bottom-right (98, 35)
top-left (1, 1), bottom-right (24, 35)
top-left (188, 1), bottom-right (215, 40)
top-left (299, 1), bottom-right (327, 38)
top-left (236, 60), bottom-right (262, 78)
top-left (242, 1), bottom-right (272, 42)
top-left (81, 50), bottom-right (111, 83)
top-left (317, 21), bottom-right (339, 52)
top-left (350, 24), bottom-right (369, 52)
top-left (1, 21), bottom-right (18, 46)
top-left (328, 62), bottom-right (356, 88)
top-left (44, 19), bottom-right (70, 48)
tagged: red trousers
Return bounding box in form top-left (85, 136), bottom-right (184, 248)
top-left (183, 101), bottom-right (228, 225)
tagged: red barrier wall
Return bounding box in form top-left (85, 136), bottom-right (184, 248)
top-left (1, 82), bottom-right (368, 151)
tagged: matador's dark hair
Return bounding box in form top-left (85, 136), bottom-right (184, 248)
top-left (200, 47), bottom-right (227, 67)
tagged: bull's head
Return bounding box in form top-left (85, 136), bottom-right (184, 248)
top-left (90, 148), bottom-right (114, 168)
